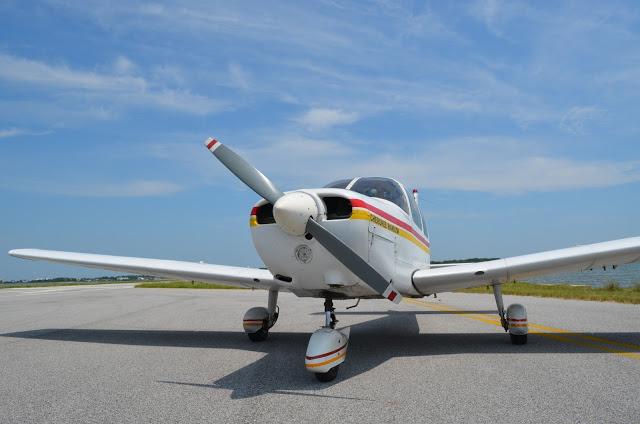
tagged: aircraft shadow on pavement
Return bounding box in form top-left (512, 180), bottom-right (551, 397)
top-left (310, 310), bottom-right (498, 315)
top-left (3, 310), bottom-right (639, 400)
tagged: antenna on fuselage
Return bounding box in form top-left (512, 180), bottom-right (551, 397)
top-left (412, 188), bottom-right (419, 203)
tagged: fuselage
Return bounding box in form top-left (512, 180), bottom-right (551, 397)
top-left (250, 177), bottom-right (431, 299)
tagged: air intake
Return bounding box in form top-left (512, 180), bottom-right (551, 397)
top-left (254, 203), bottom-right (275, 224)
top-left (322, 197), bottom-right (352, 220)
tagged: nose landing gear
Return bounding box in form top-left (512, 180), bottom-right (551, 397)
top-left (305, 297), bottom-right (348, 382)
top-left (324, 297), bottom-right (338, 329)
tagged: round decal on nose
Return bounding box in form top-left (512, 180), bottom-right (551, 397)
top-left (295, 244), bottom-right (313, 264)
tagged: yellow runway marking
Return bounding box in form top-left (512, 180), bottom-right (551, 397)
top-left (405, 298), bottom-right (640, 361)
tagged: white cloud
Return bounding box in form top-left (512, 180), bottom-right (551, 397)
top-left (560, 106), bottom-right (603, 134)
top-left (0, 128), bottom-right (25, 139)
top-left (0, 53), bottom-right (223, 116)
top-left (295, 108), bottom-right (359, 129)
top-left (50, 180), bottom-right (184, 197)
top-left (135, 89), bottom-right (223, 115)
top-left (471, 0), bottom-right (506, 36)
top-left (37, 1), bottom-right (640, 134)
top-left (0, 127), bottom-right (51, 139)
top-left (274, 61), bottom-right (554, 127)
top-left (342, 138), bottom-right (640, 193)
top-left (86, 180), bottom-right (184, 197)
top-left (113, 55), bottom-right (136, 74)
top-left (139, 3), bottom-right (165, 16)
top-left (0, 53), bottom-right (146, 91)
top-left (222, 137), bottom-right (640, 194)
top-left (228, 63), bottom-right (250, 91)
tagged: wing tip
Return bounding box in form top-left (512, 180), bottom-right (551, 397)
top-left (8, 249), bottom-right (25, 258)
top-left (8, 248), bottom-right (39, 258)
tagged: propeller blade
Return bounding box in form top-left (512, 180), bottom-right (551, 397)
top-left (305, 218), bottom-right (402, 304)
top-left (204, 137), bottom-right (284, 204)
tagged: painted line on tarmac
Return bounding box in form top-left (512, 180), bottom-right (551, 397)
top-left (405, 298), bottom-right (640, 361)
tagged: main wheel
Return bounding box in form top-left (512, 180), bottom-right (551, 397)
top-left (314, 365), bottom-right (339, 382)
top-left (247, 327), bottom-right (268, 342)
top-left (510, 333), bottom-right (527, 345)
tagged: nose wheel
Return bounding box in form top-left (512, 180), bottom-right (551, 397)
top-left (306, 297), bottom-right (348, 382)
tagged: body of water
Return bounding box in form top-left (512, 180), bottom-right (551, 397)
top-left (525, 263), bottom-right (640, 287)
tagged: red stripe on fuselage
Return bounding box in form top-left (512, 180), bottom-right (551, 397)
top-left (350, 198), bottom-right (430, 248)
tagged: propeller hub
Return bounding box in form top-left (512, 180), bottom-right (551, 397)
top-left (273, 192), bottom-right (319, 236)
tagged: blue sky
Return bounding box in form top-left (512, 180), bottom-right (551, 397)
top-left (1, 0), bottom-right (639, 280)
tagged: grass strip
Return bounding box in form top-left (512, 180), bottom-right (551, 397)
top-left (135, 281), bottom-right (244, 289)
top-left (459, 281), bottom-right (640, 304)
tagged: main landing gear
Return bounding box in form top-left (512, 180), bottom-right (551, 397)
top-left (492, 284), bottom-right (528, 345)
top-left (305, 297), bottom-right (348, 382)
top-left (242, 289), bottom-right (279, 342)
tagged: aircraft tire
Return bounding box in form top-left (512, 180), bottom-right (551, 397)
top-left (247, 327), bottom-right (269, 342)
top-left (510, 333), bottom-right (527, 345)
top-left (314, 365), bottom-right (339, 382)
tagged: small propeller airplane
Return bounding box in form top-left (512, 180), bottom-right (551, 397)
top-left (9, 138), bottom-right (640, 382)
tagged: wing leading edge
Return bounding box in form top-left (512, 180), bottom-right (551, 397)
top-left (8, 249), bottom-right (287, 291)
top-left (413, 237), bottom-right (640, 294)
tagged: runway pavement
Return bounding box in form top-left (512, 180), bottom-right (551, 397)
top-left (0, 285), bottom-right (638, 423)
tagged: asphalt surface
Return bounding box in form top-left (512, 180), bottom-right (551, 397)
top-left (0, 285), bottom-right (639, 423)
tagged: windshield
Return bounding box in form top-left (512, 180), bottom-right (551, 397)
top-left (324, 179), bottom-right (352, 189)
top-left (350, 177), bottom-right (409, 214)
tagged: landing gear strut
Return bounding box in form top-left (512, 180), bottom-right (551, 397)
top-left (324, 298), bottom-right (338, 329)
top-left (305, 297), bottom-right (348, 382)
top-left (492, 284), bottom-right (528, 345)
top-left (492, 284), bottom-right (508, 331)
top-left (243, 289), bottom-right (279, 342)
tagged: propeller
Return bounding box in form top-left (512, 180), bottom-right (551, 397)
top-left (204, 137), bottom-right (402, 304)
top-left (205, 138), bottom-right (283, 204)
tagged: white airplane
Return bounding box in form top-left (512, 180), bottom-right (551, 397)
top-left (9, 138), bottom-right (640, 382)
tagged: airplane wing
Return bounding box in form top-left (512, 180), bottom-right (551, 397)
top-left (413, 237), bottom-right (640, 294)
top-left (8, 249), bottom-right (287, 291)
top-left (429, 263), bottom-right (474, 268)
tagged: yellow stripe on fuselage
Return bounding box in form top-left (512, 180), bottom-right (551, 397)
top-left (351, 208), bottom-right (430, 254)
top-left (249, 216), bottom-right (258, 227)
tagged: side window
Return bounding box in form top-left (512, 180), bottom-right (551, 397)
top-left (404, 187), bottom-right (423, 231)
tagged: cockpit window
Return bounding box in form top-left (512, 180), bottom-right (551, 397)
top-left (324, 179), bottom-right (352, 189)
top-left (350, 177), bottom-right (409, 214)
